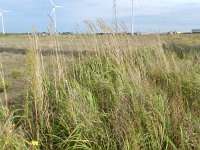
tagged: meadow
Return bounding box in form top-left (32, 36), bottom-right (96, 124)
top-left (0, 25), bottom-right (200, 149)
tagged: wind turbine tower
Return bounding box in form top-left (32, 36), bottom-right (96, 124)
top-left (131, 0), bottom-right (138, 35)
top-left (0, 10), bottom-right (4, 35)
top-left (113, 0), bottom-right (117, 33)
top-left (0, 9), bottom-right (8, 35)
top-left (131, 0), bottom-right (134, 35)
top-left (50, 0), bottom-right (63, 33)
top-left (0, 9), bottom-right (5, 34)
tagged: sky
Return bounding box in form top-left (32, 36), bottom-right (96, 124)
top-left (0, 0), bottom-right (200, 33)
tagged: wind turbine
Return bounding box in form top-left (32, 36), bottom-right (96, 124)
top-left (49, 0), bottom-right (63, 33)
top-left (0, 9), bottom-right (9, 35)
top-left (113, 0), bottom-right (117, 33)
top-left (131, 0), bottom-right (138, 35)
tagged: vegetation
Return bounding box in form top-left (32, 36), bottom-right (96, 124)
top-left (0, 82), bottom-right (10, 93)
top-left (11, 69), bottom-right (22, 79)
top-left (0, 24), bottom-right (200, 149)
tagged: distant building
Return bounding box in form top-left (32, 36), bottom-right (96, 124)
top-left (192, 29), bottom-right (200, 34)
top-left (61, 32), bottom-right (73, 35)
top-left (40, 32), bottom-right (47, 36)
top-left (166, 30), bottom-right (182, 35)
top-left (134, 32), bottom-right (141, 35)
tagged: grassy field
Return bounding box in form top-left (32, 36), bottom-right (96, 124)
top-left (0, 30), bottom-right (200, 149)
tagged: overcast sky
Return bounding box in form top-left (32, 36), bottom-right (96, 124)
top-left (0, 0), bottom-right (200, 33)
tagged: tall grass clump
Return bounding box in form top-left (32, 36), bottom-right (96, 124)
top-left (0, 22), bottom-right (200, 149)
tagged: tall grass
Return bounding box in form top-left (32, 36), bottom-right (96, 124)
top-left (0, 22), bottom-right (200, 149)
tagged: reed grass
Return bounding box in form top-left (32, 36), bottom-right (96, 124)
top-left (0, 22), bottom-right (200, 149)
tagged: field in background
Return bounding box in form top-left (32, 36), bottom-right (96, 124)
top-left (0, 34), bottom-right (160, 104)
top-left (1, 34), bottom-right (200, 104)
top-left (0, 32), bottom-right (200, 149)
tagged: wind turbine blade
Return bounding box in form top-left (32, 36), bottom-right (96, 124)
top-left (50, 0), bottom-right (55, 6)
top-left (2, 10), bottom-right (11, 13)
top-left (51, 8), bottom-right (55, 16)
top-left (55, 6), bottom-right (63, 8)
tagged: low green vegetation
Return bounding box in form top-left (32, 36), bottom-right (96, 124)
top-left (0, 31), bottom-right (200, 149)
top-left (11, 68), bottom-right (22, 79)
top-left (0, 82), bottom-right (10, 93)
